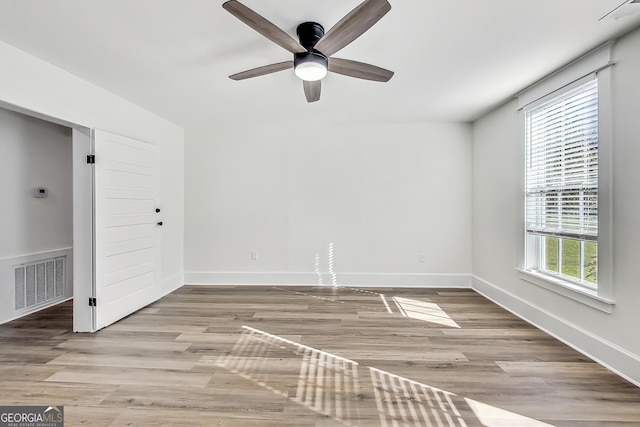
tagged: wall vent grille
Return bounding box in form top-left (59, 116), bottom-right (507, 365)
top-left (14, 256), bottom-right (66, 311)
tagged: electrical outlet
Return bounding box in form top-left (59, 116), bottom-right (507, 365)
top-left (418, 253), bottom-right (425, 263)
top-left (251, 250), bottom-right (259, 261)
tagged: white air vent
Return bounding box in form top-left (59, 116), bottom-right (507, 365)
top-left (14, 256), bottom-right (66, 311)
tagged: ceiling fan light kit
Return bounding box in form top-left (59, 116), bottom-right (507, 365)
top-left (222, 0), bottom-right (394, 102)
top-left (294, 52), bottom-right (328, 81)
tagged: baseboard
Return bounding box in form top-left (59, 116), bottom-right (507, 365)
top-left (184, 272), bottom-right (471, 288)
top-left (161, 272), bottom-right (184, 296)
top-left (471, 275), bottom-right (640, 387)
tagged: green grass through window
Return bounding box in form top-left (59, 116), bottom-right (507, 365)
top-left (544, 237), bottom-right (597, 285)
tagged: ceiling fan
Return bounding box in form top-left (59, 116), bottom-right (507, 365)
top-left (222, 0), bottom-right (394, 103)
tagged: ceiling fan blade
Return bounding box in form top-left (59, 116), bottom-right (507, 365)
top-left (314, 0), bottom-right (391, 57)
top-left (329, 57), bottom-right (393, 82)
top-left (303, 80), bottom-right (321, 103)
top-left (222, 1), bottom-right (306, 54)
top-left (229, 61), bottom-right (293, 81)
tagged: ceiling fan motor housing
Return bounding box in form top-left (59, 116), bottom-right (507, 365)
top-left (296, 22), bottom-right (324, 50)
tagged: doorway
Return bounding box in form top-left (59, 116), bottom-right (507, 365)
top-left (0, 107), bottom-right (76, 325)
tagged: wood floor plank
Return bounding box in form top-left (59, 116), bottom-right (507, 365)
top-left (0, 363), bottom-right (65, 381)
top-left (62, 406), bottom-right (120, 427)
top-left (47, 352), bottom-right (198, 370)
top-left (101, 383), bottom-right (288, 412)
top-left (105, 322), bottom-right (209, 334)
top-left (0, 380), bottom-right (116, 405)
top-left (55, 337), bottom-right (192, 354)
top-left (44, 366), bottom-right (212, 388)
top-left (107, 407), bottom-right (319, 427)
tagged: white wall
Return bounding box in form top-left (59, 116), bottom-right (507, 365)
top-left (0, 108), bottom-right (72, 258)
top-left (472, 27), bottom-right (640, 385)
top-left (185, 123), bottom-right (472, 287)
top-left (0, 41), bottom-right (185, 301)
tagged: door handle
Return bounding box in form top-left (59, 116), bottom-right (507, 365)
top-left (157, 221), bottom-right (163, 226)
top-left (156, 208), bottom-right (161, 213)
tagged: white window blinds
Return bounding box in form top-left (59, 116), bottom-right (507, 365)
top-left (525, 79), bottom-right (598, 241)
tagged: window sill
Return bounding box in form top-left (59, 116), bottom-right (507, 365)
top-left (517, 268), bottom-right (615, 313)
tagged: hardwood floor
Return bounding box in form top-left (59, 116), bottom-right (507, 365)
top-left (1, 285), bottom-right (639, 426)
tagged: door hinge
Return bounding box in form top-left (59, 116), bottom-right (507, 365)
top-left (87, 154), bottom-right (95, 164)
top-left (88, 297), bottom-right (97, 307)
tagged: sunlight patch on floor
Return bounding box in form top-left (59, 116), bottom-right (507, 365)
top-left (215, 326), bottom-right (556, 427)
top-left (370, 366), bottom-right (466, 426)
top-left (370, 366), bottom-right (557, 427)
top-left (392, 296), bottom-right (461, 328)
top-left (465, 398), bottom-right (557, 427)
top-left (216, 326), bottom-right (360, 426)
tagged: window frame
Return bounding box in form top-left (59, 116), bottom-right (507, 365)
top-left (516, 45), bottom-right (614, 312)
top-left (524, 76), bottom-right (599, 289)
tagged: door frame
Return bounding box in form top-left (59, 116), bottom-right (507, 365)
top-left (0, 101), bottom-right (95, 332)
top-left (72, 127), bottom-right (95, 332)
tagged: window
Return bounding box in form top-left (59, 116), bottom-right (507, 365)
top-left (524, 78), bottom-right (599, 289)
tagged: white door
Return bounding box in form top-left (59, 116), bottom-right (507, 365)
top-left (93, 130), bottom-right (161, 330)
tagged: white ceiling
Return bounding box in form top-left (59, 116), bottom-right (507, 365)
top-left (1, 0), bottom-right (639, 129)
